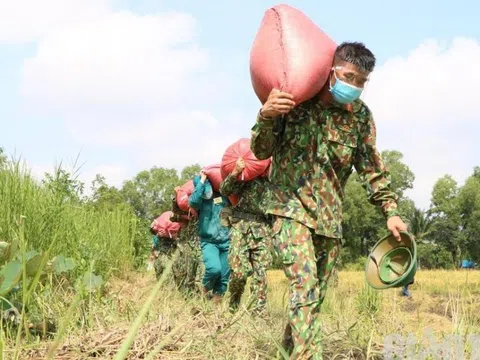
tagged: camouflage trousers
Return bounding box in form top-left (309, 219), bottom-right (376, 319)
top-left (172, 242), bottom-right (204, 296)
top-left (153, 247), bottom-right (177, 280)
top-left (228, 227), bottom-right (272, 315)
top-left (272, 217), bottom-right (341, 360)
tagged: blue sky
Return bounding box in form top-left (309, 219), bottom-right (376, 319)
top-left (0, 0), bottom-right (478, 209)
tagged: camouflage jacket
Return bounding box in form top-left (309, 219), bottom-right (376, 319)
top-left (178, 219), bottom-right (200, 250)
top-left (250, 91), bottom-right (399, 239)
top-left (219, 174), bottom-right (272, 239)
top-left (152, 235), bottom-right (177, 255)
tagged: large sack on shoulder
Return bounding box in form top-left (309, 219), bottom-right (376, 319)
top-left (221, 138), bottom-right (271, 181)
top-left (175, 180), bottom-right (197, 219)
top-left (151, 211), bottom-right (182, 239)
top-left (250, 4), bottom-right (337, 105)
top-left (203, 164), bottom-right (223, 192)
top-left (203, 164), bottom-right (237, 205)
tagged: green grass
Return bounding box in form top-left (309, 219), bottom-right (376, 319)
top-left (0, 160), bottom-right (141, 359)
top-left (0, 161), bottom-right (138, 277)
top-left (1, 161), bottom-right (480, 359)
top-left (5, 269), bottom-right (477, 359)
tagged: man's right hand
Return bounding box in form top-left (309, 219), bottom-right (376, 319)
top-left (260, 89), bottom-right (295, 118)
top-left (232, 158), bottom-right (246, 176)
top-left (199, 170), bottom-right (207, 183)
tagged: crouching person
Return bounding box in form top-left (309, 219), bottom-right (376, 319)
top-left (189, 170), bottom-right (231, 304)
top-left (220, 158), bottom-right (272, 316)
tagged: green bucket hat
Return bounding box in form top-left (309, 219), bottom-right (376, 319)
top-left (365, 231), bottom-right (417, 290)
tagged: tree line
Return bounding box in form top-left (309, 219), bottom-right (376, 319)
top-left (1, 147), bottom-right (478, 269)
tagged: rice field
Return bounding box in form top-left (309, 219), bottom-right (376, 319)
top-left (4, 268), bottom-right (477, 359)
top-left (2, 162), bottom-right (480, 359)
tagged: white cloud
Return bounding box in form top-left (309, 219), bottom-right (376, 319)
top-left (0, 0), bottom-right (110, 44)
top-left (364, 38), bottom-right (480, 209)
top-left (20, 10), bottom-right (208, 111)
top-left (10, 0), bottom-right (477, 212)
top-left (16, 1), bottom-right (241, 185)
top-left (79, 164), bottom-right (128, 192)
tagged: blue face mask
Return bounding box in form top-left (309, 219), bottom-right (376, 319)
top-left (329, 70), bottom-right (363, 104)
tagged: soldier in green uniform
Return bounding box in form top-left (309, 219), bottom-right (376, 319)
top-left (170, 194), bottom-right (203, 296)
top-left (250, 42), bottom-right (408, 359)
top-left (219, 158), bottom-right (272, 316)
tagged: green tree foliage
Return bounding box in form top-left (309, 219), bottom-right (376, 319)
top-left (120, 167), bottom-right (179, 220)
top-left (119, 165), bottom-right (201, 222)
top-left (341, 150), bottom-right (414, 259)
top-left (416, 242), bottom-right (454, 269)
top-left (381, 150), bottom-right (415, 198)
top-left (408, 208), bottom-right (433, 242)
top-left (425, 168), bottom-right (480, 266)
top-left (429, 175), bottom-right (464, 265)
top-left (90, 174), bottom-right (125, 211)
top-left (42, 166), bottom-right (85, 203)
top-left (3, 142), bottom-right (476, 271)
top-left (180, 164), bottom-right (201, 182)
top-left (88, 165), bottom-right (202, 266)
top-left (457, 170), bottom-right (480, 262)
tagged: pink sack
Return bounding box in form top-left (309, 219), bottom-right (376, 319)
top-left (175, 180), bottom-right (198, 219)
top-left (175, 180), bottom-right (194, 211)
top-left (221, 138), bottom-right (271, 181)
top-left (250, 4), bottom-right (337, 105)
top-left (151, 211), bottom-right (182, 239)
top-left (203, 164), bottom-right (223, 192)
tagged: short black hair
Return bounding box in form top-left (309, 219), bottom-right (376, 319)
top-left (149, 227), bottom-right (157, 235)
top-left (334, 42), bottom-right (376, 73)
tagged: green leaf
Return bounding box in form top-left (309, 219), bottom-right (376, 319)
top-left (25, 250), bottom-right (45, 277)
top-left (52, 256), bottom-right (76, 274)
top-left (82, 272), bottom-right (103, 293)
top-left (0, 260), bottom-right (23, 296)
top-left (0, 241), bottom-right (10, 264)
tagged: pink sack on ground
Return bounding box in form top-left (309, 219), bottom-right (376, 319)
top-left (250, 4), bottom-right (337, 105)
top-left (221, 138), bottom-right (271, 182)
top-left (203, 164), bottom-right (223, 192)
top-left (151, 211), bottom-right (183, 239)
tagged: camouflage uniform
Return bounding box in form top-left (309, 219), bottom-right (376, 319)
top-left (152, 236), bottom-right (178, 280)
top-left (219, 174), bottom-right (273, 315)
top-left (251, 91), bottom-right (399, 359)
top-left (171, 198), bottom-right (204, 296)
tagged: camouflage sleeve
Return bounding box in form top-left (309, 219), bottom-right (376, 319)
top-left (354, 115), bottom-right (400, 218)
top-left (171, 213), bottom-right (182, 223)
top-left (250, 111), bottom-right (277, 160)
top-left (219, 173), bottom-right (243, 197)
top-left (170, 195), bottom-right (182, 221)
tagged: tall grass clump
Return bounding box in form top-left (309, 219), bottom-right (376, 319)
top-left (0, 160), bottom-right (138, 278)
